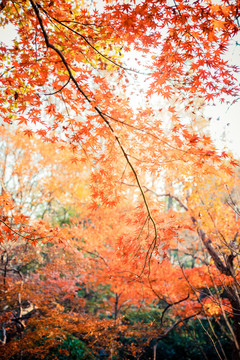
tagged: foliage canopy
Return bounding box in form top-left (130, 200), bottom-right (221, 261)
top-left (0, 0), bottom-right (240, 359)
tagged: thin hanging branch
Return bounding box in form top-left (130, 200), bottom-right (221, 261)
top-left (30, 0), bottom-right (158, 274)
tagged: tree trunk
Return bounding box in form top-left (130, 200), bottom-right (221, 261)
top-left (229, 296), bottom-right (240, 360)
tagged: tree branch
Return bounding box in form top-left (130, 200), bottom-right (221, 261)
top-left (30, 0), bottom-right (158, 275)
top-left (196, 227), bottom-right (233, 276)
top-left (160, 294), bottom-right (189, 325)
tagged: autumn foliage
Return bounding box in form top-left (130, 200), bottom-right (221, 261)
top-left (0, 0), bottom-right (240, 359)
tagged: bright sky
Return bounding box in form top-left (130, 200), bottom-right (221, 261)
top-left (208, 39), bottom-right (240, 157)
top-left (1, 23), bottom-right (240, 156)
top-left (208, 100), bottom-right (240, 156)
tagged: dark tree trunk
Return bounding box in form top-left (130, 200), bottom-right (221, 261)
top-left (229, 295), bottom-right (240, 360)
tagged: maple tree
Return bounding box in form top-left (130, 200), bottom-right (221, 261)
top-left (0, 128), bottom-right (238, 359)
top-left (0, 0), bottom-right (240, 359)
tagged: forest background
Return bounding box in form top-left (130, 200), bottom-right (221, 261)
top-left (0, 0), bottom-right (240, 359)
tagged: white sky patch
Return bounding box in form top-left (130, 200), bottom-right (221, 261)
top-left (208, 101), bottom-right (240, 156)
top-left (0, 24), bottom-right (17, 46)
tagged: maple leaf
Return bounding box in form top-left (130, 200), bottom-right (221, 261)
top-left (71, 157), bottom-right (79, 164)
top-left (189, 135), bottom-right (199, 144)
top-left (205, 93), bottom-right (215, 101)
top-left (212, 19), bottom-right (226, 31)
top-left (23, 129), bottom-right (33, 137)
top-left (18, 116), bottom-right (28, 125)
